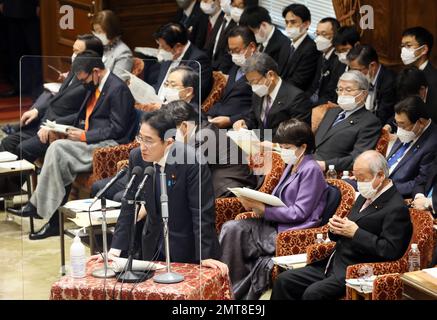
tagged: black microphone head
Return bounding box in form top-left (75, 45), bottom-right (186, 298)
top-left (119, 166), bottom-right (129, 174)
top-left (132, 166), bottom-right (143, 177)
top-left (144, 166), bottom-right (155, 176)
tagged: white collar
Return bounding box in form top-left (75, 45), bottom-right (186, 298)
top-left (98, 69), bottom-right (110, 92)
top-left (419, 60), bottom-right (429, 71)
top-left (176, 41), bottom-right (191, 62)
top-left (291, 32), bottom-right (308, 50)
top-left (209, 9), bottom-right (221, 27)
top-left (371, 64), bottom-right (382, 86)
top-left (268, 77), bottom-right (282, 102)
top-left (184, 1), bottom-right (196, 17)
top-left (262, 25), bottom-right (275, 48)
top-left (324, 47), bottom-right (335, 60)
top-left (369, 180), bottom-right (393, 203)
top-left (154, 144), bottom-right (173, 170)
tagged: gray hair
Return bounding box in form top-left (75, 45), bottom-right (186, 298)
top-left (339, 70), bottom-right (369, 91)
top-left (356, 150), bottom-right (389, 177)
top-left (242, 52), bottom-right (279, 76)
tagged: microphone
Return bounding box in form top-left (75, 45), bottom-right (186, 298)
top-left (90, 166), bottom-right (128, 208)
top-left (121, 166), bottom-right (144, 201)
top-left (134, 166), bottom-right (155, 201)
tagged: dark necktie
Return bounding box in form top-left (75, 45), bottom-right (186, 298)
top-left (207, 21), bottom-right (213, 38)
top-left (259, 44), bottom-right (265, 53)
top-left (181, 13), bottom-right (189, 27)
top-left (332, 111), bottom-right (346, 127)
top-left (262, 95), bottom-right (272, 127)
top-left (387, 142), bottom-right (411, 168)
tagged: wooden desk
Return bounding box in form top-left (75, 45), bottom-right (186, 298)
top-left (401, 270), bottom-right (437, 300)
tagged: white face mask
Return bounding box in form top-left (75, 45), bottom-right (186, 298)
top-left (255, 25), bottom-right (269, 44)
top-left (231, 48), bottom-right (248, 67)
top-left (230, 7), bottom-right (243, 23)
top-left (220, 0), bottom-right (231, 15)
top-left (200, 1), bottom-right (217, 15)
top-left (337, 92), bottom-right (363, 111)
top-left (335, 51), bottom-right (349, 64)
top-left (285, 26), bottom-right (304, 41)
top-left (157, 49), bottom-right (174, 62)
top-left (280, 148), bottom-right (300, 165)
top-left (71, 53), bottom-right (77, 63)
top-left (396, 124), bottom-right (417, 144)
top-left (357, 174), bottom-right (381, 199)
top-left (93, 32), bottom-right (109, 46)
top-left (163, 87), bottom-right (181, 102)
top-left (401, 45), bottom-right (424, 65)
top-left (315, 35), bottom-right (332, 52)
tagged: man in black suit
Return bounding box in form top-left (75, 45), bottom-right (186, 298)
top-left (233, 52), bottom-right (312, 140)
top-left (174, 0), bottom-right (209, 49)
top-left (201, 0), bottom-right (224, 56)
top-left (152, 22), bottom-right (213, 103)
top-left (306, 17), bottom-right (343, 106)
top-left (240, 6), bottom-right (291, 78)
top-left (347, 44), bottom-right (397, 126)
top-left (10, 51), bottom-right (136, 239)
top-left (314, 70), bottom-right (381, 172)
top-left (401, 27), bottom-right (437, 123)
top-left (207, 26), bottom-right (256, 129)
top-left (332, 26), bottom-right (360, 66)
top-left (271, 150), bottom-right (412, 300)
top-left (281, 4), bottom-right (320, 91)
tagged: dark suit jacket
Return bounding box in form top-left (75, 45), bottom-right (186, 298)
top-left (282, 35), bottom-right (320, 92)
top-left (306, 51), bottom-right (346, 106)
top-left (206, 65), bottom-right (253, 125)
top-left (261, 28), bottom-right (291, 77)
top-left (74, 72), bottom-right (136, 145)
top-left (35, 72), bottom-right (87, 125)
top-left (243, 80), bottom-right (312, 139)
top-left (315, 107), bottom-right (382, 171)
top-left (423, 62), bottom-right (437, 123)
top-left (203, 11), bottom-right (224, 56)
top-left (112, 142), bottom-right (221, 263)
top-left (413, 156), bottom-right (437, 215)
top-left (371, 65), bottom-right (397, 125)
top-left (175, 1), bottom-right (209, 50)
top-left (388, 122), bottom-right (437, 198)
top-left (153, 43), bottom-right (213, 103)
top-left (211, 18), bottom-right (236, 74)
top-left (327, 185), bottom-right (412, 283)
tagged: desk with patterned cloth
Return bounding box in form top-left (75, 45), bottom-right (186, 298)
top-left (50, 263), bottom-right (233, 300)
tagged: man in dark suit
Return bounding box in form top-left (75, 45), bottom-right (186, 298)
top-left (233, 52), bottom-right (312, 140)
top-left (201, 0), bottom-right (224, 56)
top-left (281, 4), bottom-right (320, 91)
top-left (240, 6), bottom-right (291, 78)
top-left (386, 96), bottom-right (437, 198)
top-left (306, 17), bottom-right (343, 106)
top-left (271, 150), bottom-right (412, 300)
top-left (347, 44), bottom-right (397, 126)
top-left (207, 26), bottom-right (256, 129)
top-left (332, 26), bottom-right (360, 66)
top-left (10, 51), bottom-right (136, 239)
top-left (152, 22), bottom-right (213, 103)
top-left (174, 0), bottom-right (209, 49)
top-left (401, 27), bottom-right (437, 123)
top-left (314, 71), bottom-right (381, 172)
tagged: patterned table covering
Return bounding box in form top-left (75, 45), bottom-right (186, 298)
top-left (50, 262), bottom-right (233, 300)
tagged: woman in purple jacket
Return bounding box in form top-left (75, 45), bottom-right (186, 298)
top-left (219, 119), bottom-right (329, 300)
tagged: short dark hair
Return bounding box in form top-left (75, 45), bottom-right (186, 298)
top-left (282, 3), bottom-right (311, 23)
top-left (161, 100), bottom-right (199, 126)
top-left (396, 67), bottom-right (428, 100)
top-left (347, 44), bottom-right (379, 66)
top-left (91, 10), bottom-right (122, 40)
top-left (72, 50), bottom-right (105, 74)
top-left (153, 22), bottom-right (188, 48)
top-left (140, 110), bottom-right (176, 141)
top-left (274, 119), bottom-right (315, 154)
top-left (402, 27), bottom-right (434, 57)
top-left (77, 34), bottom-right (104, 57)
top-left (240, 6), bottom-right (272, 29)
top-left (333, 26), bottom-right (360, 47)
top-left (319, 17), bottom-right (340, 34)
top-left (242, 52), bottom-right (279, 76)
top-left (228, 26), bottom-right (256, 47)
top-left (394, 96), bottom-right (429, 122)
top-left (169, 65), bottom-right (199, 100)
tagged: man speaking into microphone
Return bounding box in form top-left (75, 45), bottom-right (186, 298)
top-left (89, 111), bottom-right (227, 274)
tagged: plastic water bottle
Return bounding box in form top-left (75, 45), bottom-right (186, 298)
top-left (326, 165), bottom-right (337, 179)
top-left (315, 233), bottom-right (324, 244)
top-left (408, 243), bottom-right (420, 272)
top-left (70, 231), bottom-right (86, 278)
top-left (341, 170), bottom-right (349, 179)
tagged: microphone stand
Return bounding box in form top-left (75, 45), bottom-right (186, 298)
top-left (92, 197), bottom-right (116, 278)
top-left (153, 171), bottom-right (184, 284)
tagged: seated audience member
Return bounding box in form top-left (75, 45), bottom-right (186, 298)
top-left (314, 70), bottom-right (381, 172)
top-left (306, 17), bottom-right (343, 106)
top-left (347, 44), bottom-right (397, 126)
top-left (271, 150), bottom-right (413, 300)
top-left (9, 51), bottom-right (136, 240)
top-left (174, 0), bottom-right (209, 49)
top-left (386, 96), bottom-right (437, 198)
top-left (152, 22), bottom-right (213, 103)
top-left (91, 10), bottom-right (133, 81)
top-left (281, 3), bottom-right (320, 91)
top-left (220, 119), bottom-right (328, 299)
top-left (233, 52), bottom-right (312, 140)
top-left (162, 100), bottom-right (257, 198)
top-left (401, 27), bottom-right (437, 122)
top-left (91, 111), bottom-right (226, 273)
top-left (240, 6), bottom-right (291, 77)
top-left (207, 26), bottom-right (257, 129)
top-left (333, 26), bottom-right (360, 66)
top-left (200, 0), bottom-right (224, 55)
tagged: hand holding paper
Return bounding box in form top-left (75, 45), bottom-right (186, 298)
top-left (228, 187), bottom-right (286, 207)
top-left (123, 69), bottom-right (162, 104)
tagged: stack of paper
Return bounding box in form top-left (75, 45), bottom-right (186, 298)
top-left (226, 129), bottom-right (260, 155)
top-left (0, 160), bottom-right (34, 171)
top-left (271, 254), bottom-right (307, 270)
top-left (43, 82), bottom-right (62, 94)
top-left (423, 268), bottom-right (437, 279)
top-left (123, 69), bottom-right (162, 104)
top-left (0, 151), bottom-right (18, 162)
top-left (134, 47), bottom-right (159, 58)
top-left (68, 209), bottom-right (121, 227)
top-left (228, 187), bottom-right (286, 206)
top-left (40, 120), bottom-right (74, 134)
top-left (345, 276), bottom-right (376, 293)
top-left (63, 198), bottom-right (122, 212)
top-left (111, 257), bottom-right (166, 272)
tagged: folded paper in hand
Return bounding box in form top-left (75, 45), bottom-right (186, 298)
top-left (44, 82), bottom-right (62, 94)
top-left (40, 120), bottom-right (75, 134)
top-left (226, 129), bottom-right (260, 155)
top-left (123, 69), bottom-right (162, 104)
top-left (228, 187), bottom-right (286, 206)
top-left (134, 47), bottom-right (159, 58)
top-left (111, 257), bottom-right (166, 272)
top-left (0, 151), bottom-right (18, 163)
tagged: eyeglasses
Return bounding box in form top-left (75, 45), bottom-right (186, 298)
top-left (135, 135), bottom-right (157, 147)
top-left (336, 87), bottom-right (362, 94)
top-left (246, 76), bottom-right (267, 86)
